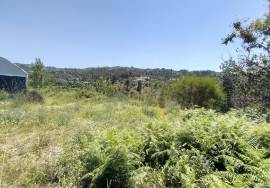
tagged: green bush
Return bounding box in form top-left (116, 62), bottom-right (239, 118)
top-left (267, 111), bottom-right (270, 123)
top-left (142, 123), bottom-right (172, 168)
top-left (89, 149), bottom-right (132, 188)
top-left (76, 87), bottom-right (98, 99)
top-left (171, 76), bottom-right (224, 109)
top-left (94, 79), bottom-right (122, 97)
top-left (11, 90), bottom-right (44, 106)
top-left (158, 87), bottom-right (166, 108)
top-left (26, 90), bottom-right (44, 103)
top-left (0, 90), bottom-right (9, 100)
top-left (26, 106), bottom-right (270, 187)
top-left (56, 132), bottom-right (104, 187)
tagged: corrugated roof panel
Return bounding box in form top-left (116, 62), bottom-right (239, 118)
top-left (0, 57), bottom-right (27, 77)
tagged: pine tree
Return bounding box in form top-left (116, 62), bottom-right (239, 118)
top-left (30, 58), bottom-right (46, 88)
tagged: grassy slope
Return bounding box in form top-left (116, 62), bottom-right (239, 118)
top-left (0, 89), bottom-right (270, 187)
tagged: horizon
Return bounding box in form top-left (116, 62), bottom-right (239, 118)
top-left (1, 0), bottom-right (267, 71)
top-left (16, 61), bottom-right (218, 72)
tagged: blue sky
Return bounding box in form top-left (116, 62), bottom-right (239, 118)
top-left (0, 0), bottom-right (268, 71)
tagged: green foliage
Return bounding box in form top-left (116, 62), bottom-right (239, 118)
top-left (89, 149), bottom-right (132, 188)
top-left (142, 123), bottom-right (172, 168)
top-left (136, 80), bottom-right (143, 94)
top-left (222, 2), bottom-right (270, 109)
top-left (30, 58), bottom-right (46, 88)
top-left (266, 110), bottom-right (270, 123)
top-left (8, 90), bottom-right (44, 107)
top-left (93, 79), bottom-right (122, 97)
top-left (56, 132), bottom-right (104, 187)
top-left (0, 90), bottom-right (9, 100)
top-left (29, 65), bottom-right (217, 86)
top-left (26, 90), bottom-right (44, 103)
top-left (161, 109), bottom-right (270, 187)
top-left (129, 88), bottom-right (140, 99)
top-left (171, 76), bottom-right (224, 109)
top-left (158, 87), bottom-right (166, 108)
top-left (76, 86), bottom-right (99, 99)
top-left (132, 167), bottom-right (164, 187)
top-left (1, 87), bottom-right (270, 187)
top-left (53, 107), bottom-right (270, 187)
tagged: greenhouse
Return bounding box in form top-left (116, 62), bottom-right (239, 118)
top-left (0, 57), bottom-right (28, 92)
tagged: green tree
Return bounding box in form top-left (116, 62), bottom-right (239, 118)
top-left (222, 2), bottom-right (270, 109)
top-left (30, 58), bottom-right (46, 88)
top-left (171, 76), bottom-right (224, 109)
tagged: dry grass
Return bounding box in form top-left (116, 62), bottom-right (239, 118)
top-left (0, 90), bottom-right (95, 187)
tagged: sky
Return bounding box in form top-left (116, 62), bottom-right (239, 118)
top-left (0, 0), bottom-right (268, 71)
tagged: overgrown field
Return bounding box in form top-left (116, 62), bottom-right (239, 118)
top-left (0, 88), bottom-right (270, 187)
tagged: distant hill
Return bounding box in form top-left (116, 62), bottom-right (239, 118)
top-left (16, 63), bottom-right (218, 85)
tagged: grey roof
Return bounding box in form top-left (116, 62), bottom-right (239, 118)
top-left (0, 57), bottom-right (27, 77)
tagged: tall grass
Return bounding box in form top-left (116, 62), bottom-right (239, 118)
top-left (0, 87), bottom-right (269, 187)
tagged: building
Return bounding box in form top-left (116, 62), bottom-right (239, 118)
top-left (0, 57), bottom-right (28, 92)
top-left (133, 76), bottom-right (150, 82)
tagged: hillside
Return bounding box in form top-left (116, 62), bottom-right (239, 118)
top-left (16, 63), bottom-right (218, 82)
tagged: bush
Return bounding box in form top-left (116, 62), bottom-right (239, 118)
top-left (0, 90), bottom-right (9, 100)
top-left (56, 133), bottom-right (104, 187)
top-left (94, 79), bottom-right (122, 97)
top-left (26, 90), bottom-right (44, 103)
top-left (31, 106), bottom-right (270, 187)
top-left (158, 88), bottom-right (166, 108)
top-left (266, 111), bottom-right (270, 123)
top-left (171, 76), bottom-right (224, 109)
top-left (89, 149), bottom-right (132, 188)
top-left (76, 87), bottom-right (98, 99)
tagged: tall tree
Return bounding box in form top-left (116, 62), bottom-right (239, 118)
top-left (221, 1), bottom-right (270, 109)
top-left (30, 58), bottom-right (46, 88)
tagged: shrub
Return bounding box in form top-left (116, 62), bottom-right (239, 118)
top-left (26, 90), bottom-right (44, 103)
top-left (233, 107), bottom-right (268, 123)
top-left (89, 149), bottom-right (132, 188)
top-left (171, 76), bottom-right (224, 109)
top-left (0, 90), bottom-right (9, 100)
top-left (26, 105), bottom-right (270, 187)
top-left (141, 87), bottom-right (158, 106)
top-left (75, 87), bottom-right (101, 100)
top-left (142, 107), bottom-right (163, 118)
top-left (56, 133), bottom-right (104, 187)
top-left (94, 79), bottom-right (121, 97)
top-left (267, 111), bottom-right (270, 123)
top-left (132, 167), bottom-right (164, 187)
top-left (129, 88), bottom-right (139, 99)
top-left (141, 123), bottom-right (174, 169)
top-left (158, 88), bottom-right (166, 108)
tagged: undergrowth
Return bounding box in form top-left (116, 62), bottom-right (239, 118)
top-left (51, 109), bottom-right (270, 187)
top-left (0, 88), bottom-right (270, 187)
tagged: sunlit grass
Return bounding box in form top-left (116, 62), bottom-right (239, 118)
top-left (0, 88), bottom-right (270, 187)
